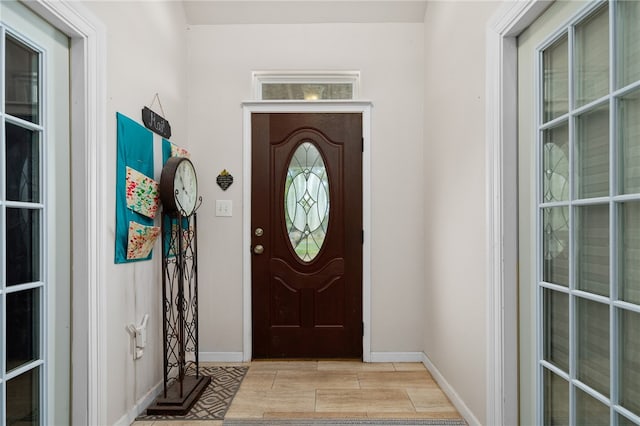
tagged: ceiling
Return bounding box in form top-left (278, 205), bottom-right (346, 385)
top-left (181, 1), bottom-right (429, 25)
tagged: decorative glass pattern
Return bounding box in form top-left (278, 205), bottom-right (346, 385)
top-left (542, 123), bottom-right (569, 202)
top-left (285, 142), bottom-right (329, 262)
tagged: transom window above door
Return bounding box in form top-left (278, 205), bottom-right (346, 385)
top-left (253, 71), bottom-right (360, 100)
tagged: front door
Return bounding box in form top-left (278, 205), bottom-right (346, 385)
top-left (251, 113), bottom-right (362, 358)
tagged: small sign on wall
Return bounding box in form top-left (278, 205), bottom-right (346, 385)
top-left (216, 169), bottom-right (234, 191)
top-left (142, 106), bottom-right (172, 139)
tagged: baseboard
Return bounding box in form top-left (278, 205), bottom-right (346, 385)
top-left (113, 379), bottom-right (163, 426)
top-left (200, 351), bottom-right (245, 362)
top-left (368, 351), bottom-right (425, 363)
top-left (420, 353), bottom-right (481, 426)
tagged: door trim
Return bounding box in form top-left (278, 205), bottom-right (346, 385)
top-left (21, 2), bottom-right (107, 424)
top-left (242, 100), bottom-right (372, 361)
top-left (485, 1), bottom-right (550, 425)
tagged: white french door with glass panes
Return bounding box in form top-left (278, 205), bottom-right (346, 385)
top-left (518, 0), bottom-right (640, 424)
top-left (0, 1), bottom-right (71, 425)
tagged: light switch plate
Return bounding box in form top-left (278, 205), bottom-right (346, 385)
top-left (215, 199), bottom-right (232, 217)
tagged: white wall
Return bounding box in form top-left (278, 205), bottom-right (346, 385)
top-left (77, 2), bottom-right (188, 424)
top-left (186, 23), bottom-right (425, 355)
top-left (422, 2), bottom-right (501, 424)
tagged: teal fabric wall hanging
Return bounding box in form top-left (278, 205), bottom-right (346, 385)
top-left (115, 112), bottom-right (156, 263)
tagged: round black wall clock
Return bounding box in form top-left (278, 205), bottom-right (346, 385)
top-left (160, 156), bottom-right (198, 216)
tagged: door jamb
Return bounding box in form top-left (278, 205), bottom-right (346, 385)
top-left (485, 1), bottom-right (549, 425)
top-left (242, 101), bottom-right (372, 361)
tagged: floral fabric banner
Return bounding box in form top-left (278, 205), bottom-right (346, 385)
top-left (127, 221), bottom-right (161, 260)
top-left (125, 166), bottom-right (160, 219)
top-left (170, 143), bottom-right (190, 158)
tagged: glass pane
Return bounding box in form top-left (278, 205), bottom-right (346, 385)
top-left (543, 288), bottom-right (569, 371)
top-left (577, 297), bottom-right (610, 397)
top-left (620, 202), bottom-right (640, 304)
top-left (576, 387), bottom-right (610, 426)
top-left (617, 0), bottom-right (640, 88)
top-left (285, 141), bottom-right (329, 262)
top-left (6, 208), bottom-right (40, 286)
top-left (6, 122), bottom-right (40, 202)
top-left (620, 308), bottom-right (640, 416)
top-left (543, 34), bottom-right (569, 122)
top-left (618, 413), bottom-right (639, 426)
top-left (543, 123), bottom-right (570, 202)
top-left (619, 89), bottom-right (640, 194)
top-left (575, 5), bottom-right (609, 107)
top-left (576, 104), bottom-right (609, 199)
top-left (7, 367), bottom-right (40, 426)
top-left (576, 204), bottom-right (609, 296)
top-left (7, 289), bottom-right (40, 371)
top-left (262, 83), bottom-right (353, 100)
top-left (5, 35), bottom-right (39, 123)
top-left (543, 207), bottom-right (570, 286)
top-left (544, 368), bottom-right (569, 426)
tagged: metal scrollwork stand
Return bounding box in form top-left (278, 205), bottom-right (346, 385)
top-left (147, 196), bottom-right (210, 415)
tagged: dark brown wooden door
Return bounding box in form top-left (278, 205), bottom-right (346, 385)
top-left (251, 113), bottom-right (362, 358)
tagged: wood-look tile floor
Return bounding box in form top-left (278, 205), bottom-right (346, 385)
top-left (131, 360), bottom-right (464, 425)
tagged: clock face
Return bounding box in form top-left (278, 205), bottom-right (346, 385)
top-left (174, 159), bottom-right (198, 216)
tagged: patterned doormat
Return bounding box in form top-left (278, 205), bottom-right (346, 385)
top-left (137, 366), bottom-right (248, 421)
top-left (223, 420), bottom-right (467, 426)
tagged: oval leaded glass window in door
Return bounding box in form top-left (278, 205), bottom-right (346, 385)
top-left (284, 141), bottom-right (329, 262)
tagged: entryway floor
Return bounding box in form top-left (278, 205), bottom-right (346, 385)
top-left (131, 360), bottom-right (464, 425)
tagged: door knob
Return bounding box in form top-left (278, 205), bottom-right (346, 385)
top-left (253, 244), bottom-right (264, 255)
